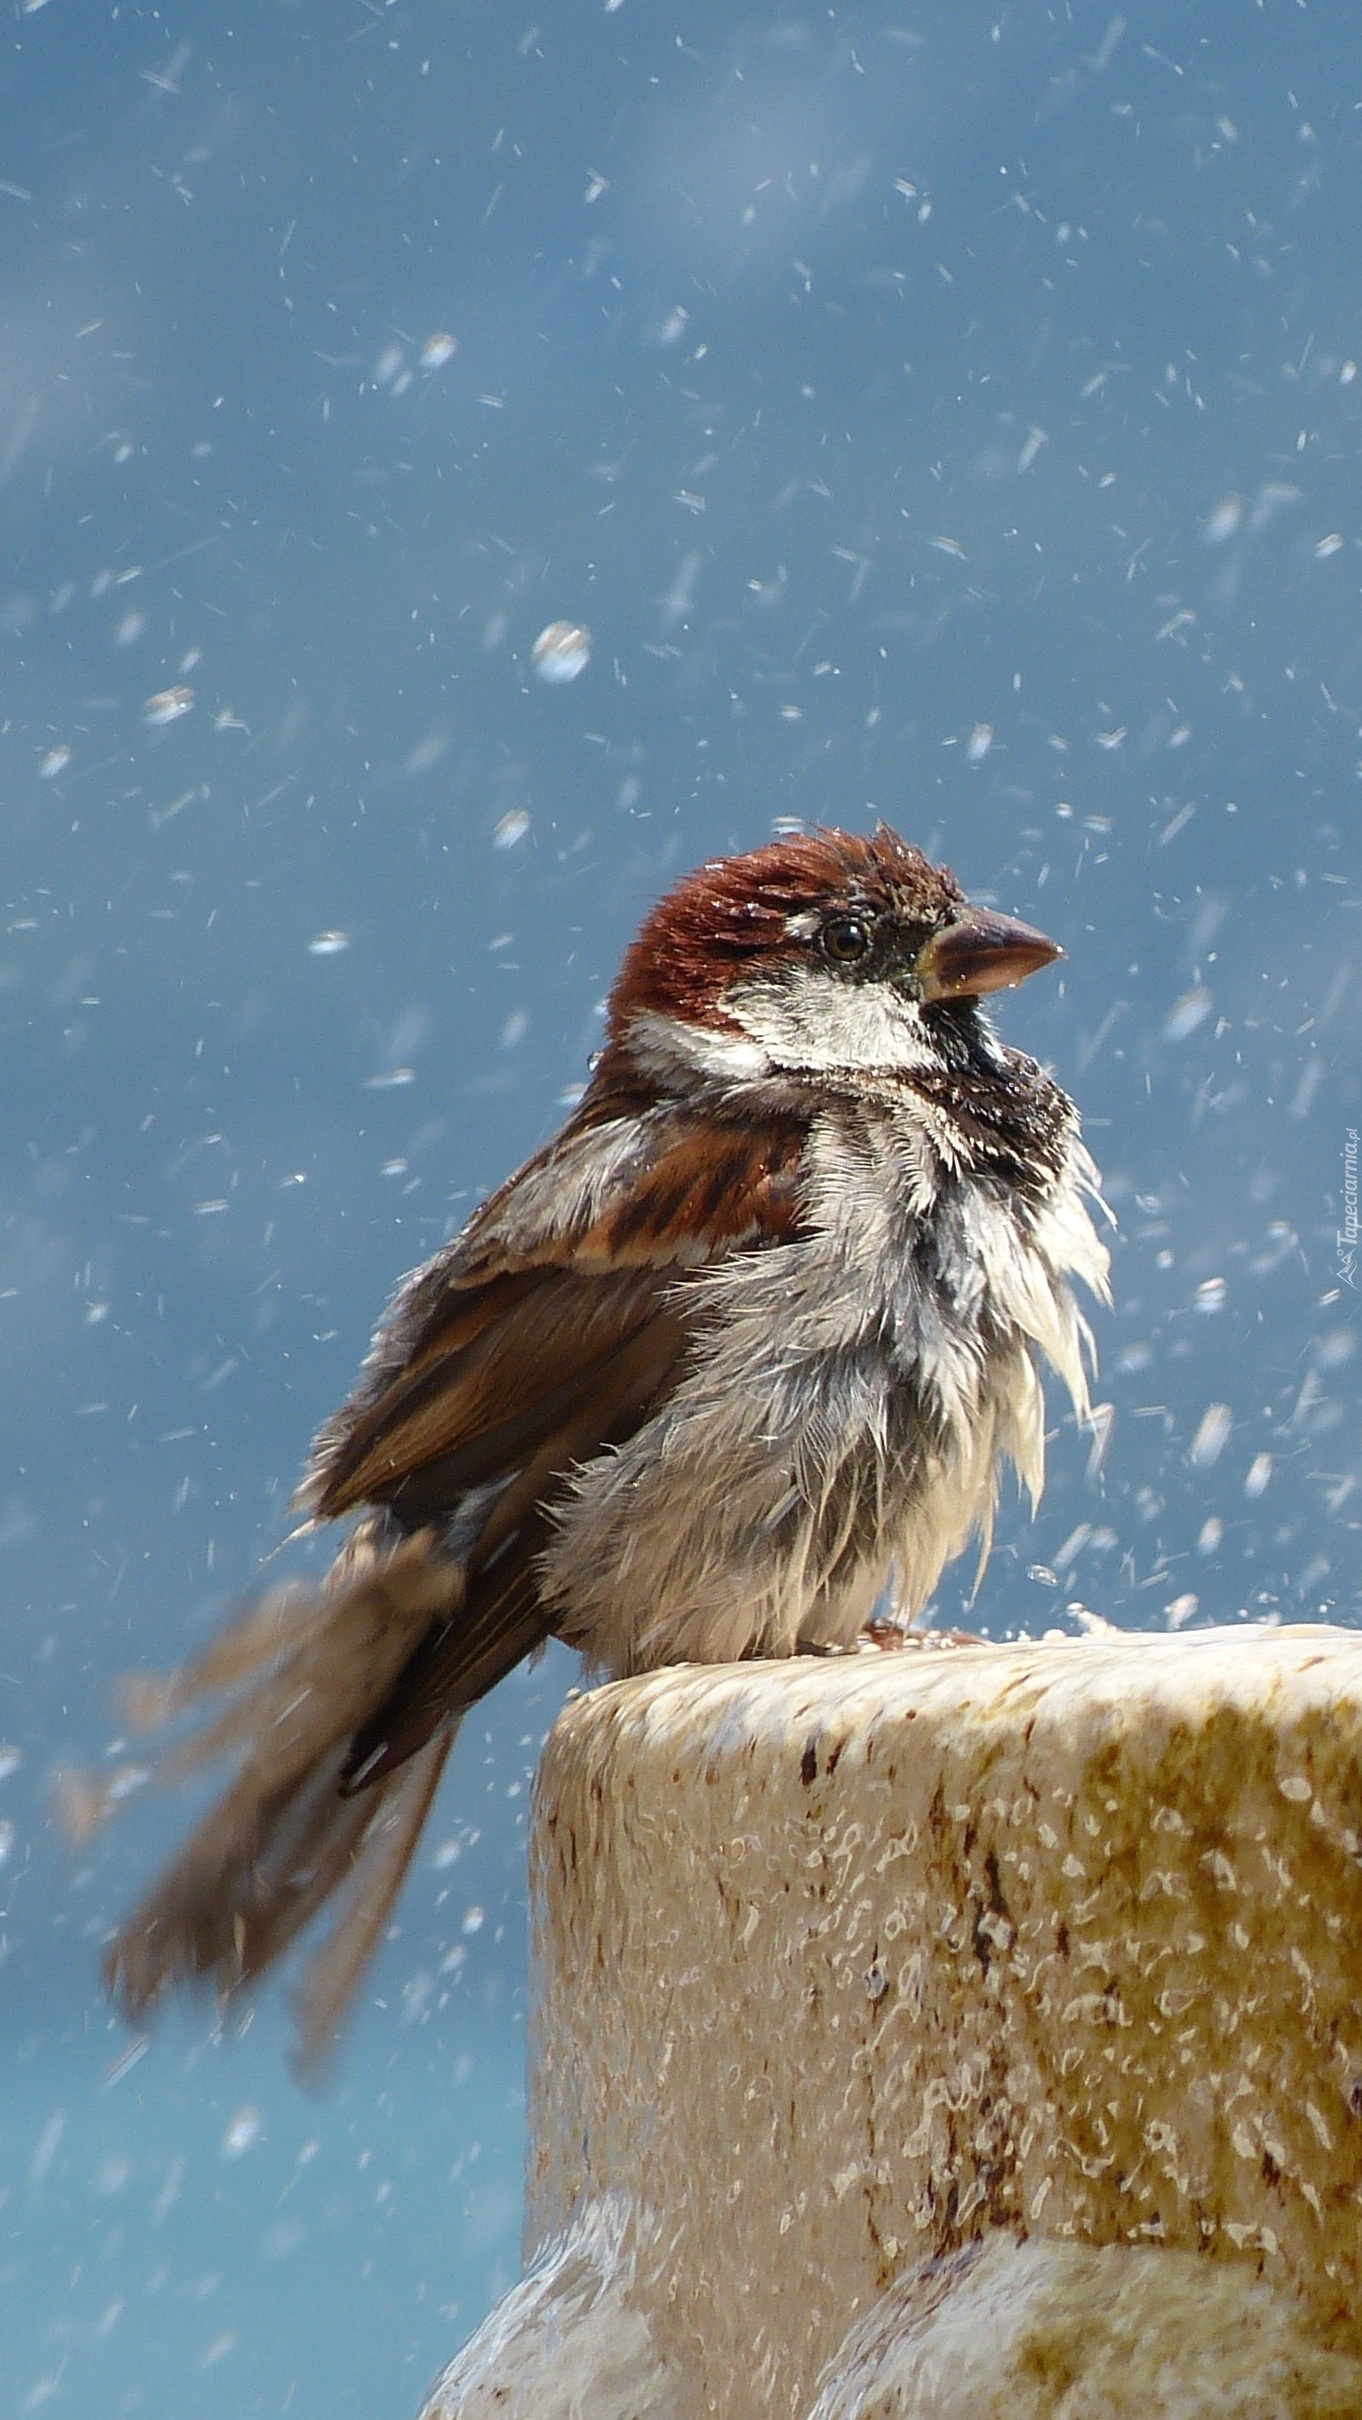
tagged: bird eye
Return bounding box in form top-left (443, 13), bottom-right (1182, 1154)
top-left (821, 913), bottom-right (872, 965)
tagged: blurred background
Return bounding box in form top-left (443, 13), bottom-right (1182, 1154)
top-left (1, 0), bottom-right (1358, 2409)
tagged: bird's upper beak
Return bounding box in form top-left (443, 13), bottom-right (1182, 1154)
top-left (914, 906), bottom-right (1062, 1002)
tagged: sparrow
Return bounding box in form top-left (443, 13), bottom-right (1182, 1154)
top-left (101, 824), bottom-right (1109, 2065)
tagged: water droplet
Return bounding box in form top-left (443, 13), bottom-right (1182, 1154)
top-left (532, 620), bottom-right (592, 684)
top-left (1204, 496), bottom-right (1243, 544)
top-left (221, 2106), bottom-right (262, 2159)
top-left (143, 686), bottom-right (194, 727)
top-left (1163, 986), bottom-right (1213, 1043)
top-left (1189, 1403), bottom-right (1232, 1468)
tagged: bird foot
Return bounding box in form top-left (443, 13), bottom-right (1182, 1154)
top-left (858, 1617), bottom-right (986, 1652)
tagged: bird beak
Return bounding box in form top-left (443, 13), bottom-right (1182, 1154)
top-left (915, 906), bottom-right (1063, 1002)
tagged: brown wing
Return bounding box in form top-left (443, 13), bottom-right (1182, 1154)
top-left (293, 1095), bottom-right (808, 1781)
top-left (304, 1088), bottom-right (808, 1521)
top-left (102, 1089), bottom-right (808, 2062)
top-left (311, 1264), bottom-right (683, 1524)
top-left (334, 1265), bottom-right (691, 1789)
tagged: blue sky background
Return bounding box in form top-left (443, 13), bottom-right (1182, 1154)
top-left (1, 2), bottom-right (1359, 2410)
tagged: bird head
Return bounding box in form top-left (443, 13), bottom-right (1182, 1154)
top-left (605, 823), bottom-right (1061, 1086)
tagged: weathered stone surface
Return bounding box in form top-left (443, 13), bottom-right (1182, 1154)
top-left (805, 2235), bottom-right (1362, 2419)
top-left (424, 1627), bottom-right (1362, 2418)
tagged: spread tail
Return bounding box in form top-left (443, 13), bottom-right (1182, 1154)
top-left (97, 1523), bottom-right (463, 2073)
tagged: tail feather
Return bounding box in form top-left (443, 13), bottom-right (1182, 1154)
top-left (294, 1723), bottom-right (456, 2071)
top-left (105, 1744), bottom-right (370, 2017)
top-left (100, 1525), bottom-right (464, 2056)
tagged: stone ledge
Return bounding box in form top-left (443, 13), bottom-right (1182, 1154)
top-left (424, 1626), bottom-right (1362, 2418)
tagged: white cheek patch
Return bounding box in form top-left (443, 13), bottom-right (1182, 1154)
top-left (727, 970), bottom-right (936, 1075)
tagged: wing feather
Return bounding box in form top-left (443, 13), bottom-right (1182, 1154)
top-left (310, 1268), bottom-right (673, 1519)
top-left (98, 1087), bottom-right (811, 2050)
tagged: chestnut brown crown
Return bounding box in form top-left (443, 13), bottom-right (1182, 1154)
top-left (605, 823), bottom-right (1058, 1040)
